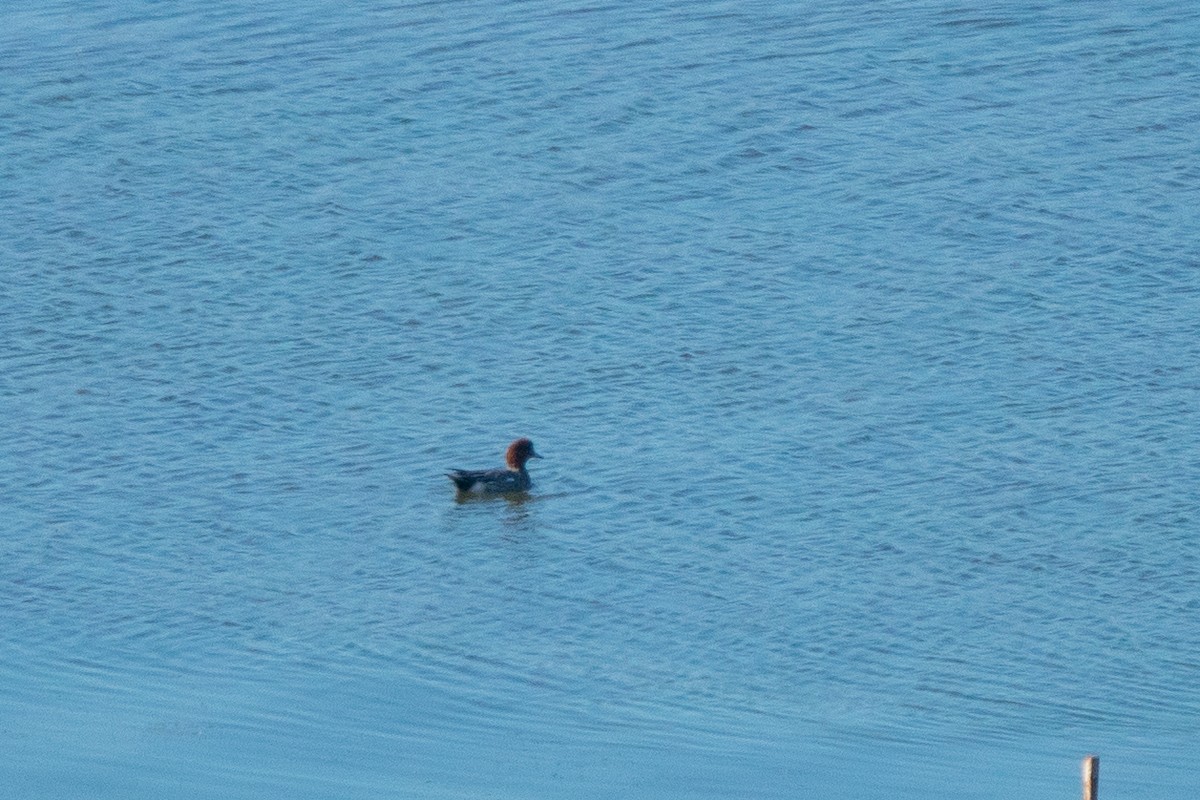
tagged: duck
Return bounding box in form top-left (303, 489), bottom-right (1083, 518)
top-left (446, 438), bottom-right (542, 494)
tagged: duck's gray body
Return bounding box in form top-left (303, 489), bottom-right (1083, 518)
top-left (446, 466), bottom-right (532, 493)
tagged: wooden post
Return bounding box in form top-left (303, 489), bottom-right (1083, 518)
top-left (1082, 755), bottom-right (1099, 800)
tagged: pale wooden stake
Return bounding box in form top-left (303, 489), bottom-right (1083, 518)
top-left (1082, 755), bottom-right (1099, 800)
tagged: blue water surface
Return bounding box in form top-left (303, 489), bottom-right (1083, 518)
top-left (3, 1), bottom-right (1199, 798)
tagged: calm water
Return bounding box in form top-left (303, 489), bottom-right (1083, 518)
top-left (3, 1), bottom-right (1198, 797)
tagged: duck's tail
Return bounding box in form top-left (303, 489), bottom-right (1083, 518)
top-left (446, 470), bottom-right (474, 491)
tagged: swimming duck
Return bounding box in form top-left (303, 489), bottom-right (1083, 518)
top-left (446, 438), bottom-right (542, 494)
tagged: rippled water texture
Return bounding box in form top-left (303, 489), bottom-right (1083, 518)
top-left (3, 2), bottom-right (1198, 798)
